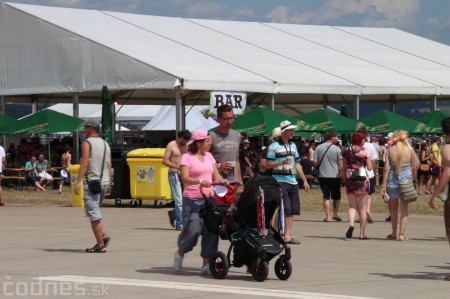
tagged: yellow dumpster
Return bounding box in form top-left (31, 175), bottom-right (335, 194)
top-left (126, 148), bottom-right (172, 202)
top-left (67, 164), bottom-right (84, 207)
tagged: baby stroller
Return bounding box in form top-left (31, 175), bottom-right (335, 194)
top-left (200, 176), bottom-right (292, 282)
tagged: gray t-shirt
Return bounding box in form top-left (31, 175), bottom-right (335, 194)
top-left (209, 129), bottom-right (241, 183)
top-left (313, 142), bottom-right (342, 178)
top-left (86, 137), bottom-right (111, 185)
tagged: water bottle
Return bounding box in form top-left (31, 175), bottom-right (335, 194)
top-left (438, 192), bottom-right (448, 202)
top-left (382, 193), bottom-right (390, 203)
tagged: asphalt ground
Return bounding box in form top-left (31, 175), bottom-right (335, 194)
top-left (0, 204), bottom-right (449, 299)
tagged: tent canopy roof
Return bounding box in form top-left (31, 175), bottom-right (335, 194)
top-left (2, 2), bottom-right (450, 108)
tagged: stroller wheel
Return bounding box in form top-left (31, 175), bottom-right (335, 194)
top-left (209, 251), bottom-right (229, 279)
top-left (274, 258), bottom-right (292, 280)
top-left (251, 259), bottom-right (269, 282)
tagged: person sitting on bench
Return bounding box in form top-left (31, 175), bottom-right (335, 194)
top-left (23, 155), bottom-right (47, 191)
top-left (33, 154), bottom-right (54, 190)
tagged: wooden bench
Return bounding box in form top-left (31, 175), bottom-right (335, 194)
top-left (2, 168), bottom-right (28, 189)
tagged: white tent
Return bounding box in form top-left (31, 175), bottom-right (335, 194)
top-left (142, 106), bottom-right (207, 131)
top-left (195, 117), bottom-right (219, 132)
top-left (1, 1), bottom-right (450, 121)
top-left (45, 104), bottom-right (159, 122)
top-left (1, 2), bottom-right (450, 98)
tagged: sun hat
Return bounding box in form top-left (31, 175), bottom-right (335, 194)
top-left (84, 118), bottom-right (100, 128)
top-left (270, 127), bottom-right (281, 139)
top-left (280, 120), bottom-right (297, 132)
top-left (387, 132), bottom-right (394, 139)
top-left (186, 129), bottom-right (209, 145)
top-left (243, 139), bottom-right (250, 144)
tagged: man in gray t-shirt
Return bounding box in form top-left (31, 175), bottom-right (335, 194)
top-left (210, 104), bottom-right (243, 185)
top-left (313, 131), bottom-right (343, 222)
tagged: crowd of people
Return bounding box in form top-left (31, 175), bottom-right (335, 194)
top-left (1, 106), bottom-right (448, 281)
top-left (162, 106), bottom-right (450, 281)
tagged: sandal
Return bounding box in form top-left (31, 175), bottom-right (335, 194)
top-left (346, 226), bottom-right (354, 239)
top-left (85, 244), bottom-right (106, 253)
top-left (285, 239), bottom-right (301, 245)
top-left (332, 216), bottom-right (342, 222)
top-left (399, 234), bottom-right (408, 241)
top-left (386, 234), bottom-right (397, 240)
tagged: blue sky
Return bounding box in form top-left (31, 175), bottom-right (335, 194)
top-left (6, 0), bottom-right (450, 45)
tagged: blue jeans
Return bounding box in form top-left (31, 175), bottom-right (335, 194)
top-left (169, 171), bottom-right (183, 229)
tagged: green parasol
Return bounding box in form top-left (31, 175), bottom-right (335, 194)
top-left (359, 110), bottom-right (430, 134)
top-left (101, 86), bottom-right (114, 145)
top-left (0, 114), bottom-right (18, 131)
top-left (231, 107), bottom-right (316, 137)
top-left (416, 110), bottom-right (450, 133)
top-left (297, 108), bottom-right (365, 134)
top-left (0, 109), bottom-right (84, 134)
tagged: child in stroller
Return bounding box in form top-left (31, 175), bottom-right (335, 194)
top-left (201, 176), bottom-right (292, 282)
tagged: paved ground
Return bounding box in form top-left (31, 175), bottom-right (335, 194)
top-left (0, 204), bottom-right (449, 298)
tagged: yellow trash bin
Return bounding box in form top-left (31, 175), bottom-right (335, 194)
top-left (67, 164), bottom-right (84, 207)
top-left (126, 148), bottom-right (172, 202)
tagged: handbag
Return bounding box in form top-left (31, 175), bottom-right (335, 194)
top-left (312, 144), bottom-right (333, 178)
top-left (349, 146), bottom-right (367, 181)
top-left (351, 167), bottom-right (367, 181)
top-left (393, 169), bottom-right (418, 203)
top-left (87, 180), bottom-right (102, 195)
top-left (419, 164), bottom-right (430, 172)
top-left (398, 179), bottom-right (418, 203)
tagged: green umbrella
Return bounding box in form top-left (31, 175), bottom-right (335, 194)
top-left (297, 108), bottom-right (365, 134)
top-left (102, 86), bottom-right (114, 145)
top-left (0, 109), bottom-right (84, 134)
top-left (417, 110), bottom-right (450, 133)
top-left (231, 107), bottom-right (316, 137)
top-left (0, 114), bottom-right (18, 130)
top-left (359, 110), bottom-right (430, 134)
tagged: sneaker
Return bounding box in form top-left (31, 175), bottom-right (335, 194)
top-left (173, 249), bottom-right (183, 272)
top-left (201, 264), bottom-right (210, 276)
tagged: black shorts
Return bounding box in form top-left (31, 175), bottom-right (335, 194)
top-left (369, 177), bottom-right (376, 195)
top-left (318, 177), bottom-right (342, 200)
top-left (279, 182), bottom-right (300, 215)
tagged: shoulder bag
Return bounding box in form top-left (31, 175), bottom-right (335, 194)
top-left (393, 170), bottom-right (418, 203)
top-left (349, 145), bottom-right (367, 181)
top-left (312, 144), bottom-right (332, 178)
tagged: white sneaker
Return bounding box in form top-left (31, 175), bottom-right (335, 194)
top-left (201, 264), bottom-right (211, 276)
top-left (173, 249), bottom-right (184, 272)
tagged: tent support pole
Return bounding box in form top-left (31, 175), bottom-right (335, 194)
top-left (322, 95), bottom-right (329, 108)
top-left (353, 95), bottom-right (360, 120)
top-left (389, 95), bottom-right (396, 113)
top-left (175, 88), bottom-right (183, 132)
top-left (0, 96), bottom-right (5, 147)
top-left (431, 95), bottom-right (437, 112)
top-left (31, 94), bottom-right (38, 113)
top-left (269, 94), bottom-right (275, 110)
top-left (73, 93), bottom-right (80, 164)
